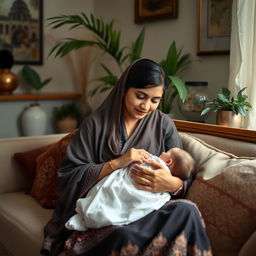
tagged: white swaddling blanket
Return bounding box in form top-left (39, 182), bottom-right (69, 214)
top-left (65, 155), bottom-right (171, 231)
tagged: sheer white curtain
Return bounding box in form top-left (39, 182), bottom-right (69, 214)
top-left (229, 0), bottom-right (256, 129)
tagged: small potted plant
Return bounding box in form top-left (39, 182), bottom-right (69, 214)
top-left (53, 102), bottom-right (79, 133)
top-left (201, 87), bottom-right (252, 128)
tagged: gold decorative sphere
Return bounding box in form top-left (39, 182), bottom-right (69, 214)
top-left (0, 69), bottom-right (19, 95)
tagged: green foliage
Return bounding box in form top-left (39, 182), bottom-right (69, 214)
top-left (21, 65), bottom-right (52, 90)
top-left (201, 87), bottom-right (252, 117)
top-left (48, 13), bottom-right (146, 97)
top-left (159, 42), bottom-right (192, 113)
top-left (48, 12), bottom-right (192, 113)
top-left (53, 102), bottom-right (80, 121)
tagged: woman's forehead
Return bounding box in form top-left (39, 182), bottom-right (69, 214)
top-left (132, 86), bottom-right (164, 96)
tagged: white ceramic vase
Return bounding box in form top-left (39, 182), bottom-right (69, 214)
top-left (21, 103), bottom-right (47, 136)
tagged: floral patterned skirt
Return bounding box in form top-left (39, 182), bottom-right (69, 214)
top-left (64, 200), bottom-right (212, 256)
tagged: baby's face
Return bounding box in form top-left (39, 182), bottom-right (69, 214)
top-left (159, 152), bottom-right (172, 167)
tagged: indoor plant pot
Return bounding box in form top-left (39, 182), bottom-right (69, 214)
top-left (53, 102), bottom-right (79, 133)
top-left (216, 110), bottom-right (243, 128)
top-left (201, 87), bottom-right (252, 128)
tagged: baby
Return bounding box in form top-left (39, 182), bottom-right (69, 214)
top-left (65, 147), bottom-right (194, 231)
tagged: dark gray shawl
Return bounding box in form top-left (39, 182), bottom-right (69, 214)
top-left (41, 59), bottom-right (181, 256)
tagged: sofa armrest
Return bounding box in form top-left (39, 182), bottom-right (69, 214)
top-left (174, 120), bottom-right (256, 157)
top-left (0, 134), bottom-right (65, 194)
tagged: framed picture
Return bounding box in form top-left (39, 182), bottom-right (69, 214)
top-left (0, 0), bottom-right (43, 65)
top-left (197, 0), bottom-right (232, 55)
top-left (135, 0), bottom-right (178, 24)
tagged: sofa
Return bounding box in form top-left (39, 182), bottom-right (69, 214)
top-left (0, 120), bottom-right (255, 256)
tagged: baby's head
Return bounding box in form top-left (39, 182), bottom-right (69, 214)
top-left (160, 148), bottom-right (194, 180)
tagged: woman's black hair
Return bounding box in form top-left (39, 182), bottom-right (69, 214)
top-left (125, 59), bottom-right (168, 91)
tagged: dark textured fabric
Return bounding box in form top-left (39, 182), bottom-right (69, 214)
top-left (65, 200), bottom-right (212, 256)
top-left (40, 59), bottom-right (185, 256)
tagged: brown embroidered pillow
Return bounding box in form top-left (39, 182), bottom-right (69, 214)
top-left (30, 130), bottom-right (77, 208)
top-left (13, 144), bottom-right (53, 191)
top-left (186, 161), bottom-right (256, 255)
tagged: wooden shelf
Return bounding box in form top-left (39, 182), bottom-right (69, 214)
top-left (0, 93), bottom-right (81, 101)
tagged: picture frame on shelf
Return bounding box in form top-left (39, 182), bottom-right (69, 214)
top-left (0, 0), bottom-right (43, 65)
top-left (134, 0), bottom-right (178, 24)
top-left (197, 0), bottom-right (232, 55)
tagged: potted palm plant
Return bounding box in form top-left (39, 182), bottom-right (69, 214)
top-left (48, 12), bottom-right (191, 114)
top-left (201, 87), bottom-right (252, 128)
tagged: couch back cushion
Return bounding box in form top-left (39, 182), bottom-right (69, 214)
top-left (13, 144), bottom-right (53, 192)
top-left (0, 134), bottom-right (65, 194)
top-left (180, 133), bottom-right (256, 256)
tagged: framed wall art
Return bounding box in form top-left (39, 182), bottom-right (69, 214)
top-left (0, 0), bottom-right (43, 65)
top-left (134, 0), bottom-right (178, 24)
top-left (197, 0), bottom-right (232, 55)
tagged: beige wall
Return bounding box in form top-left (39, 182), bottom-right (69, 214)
top-left (1, 0), bottom-right (230, 137)
top-left (93, 0), bottom-right (230, 122)
top-left (0, 0), bottom-right (94, 138)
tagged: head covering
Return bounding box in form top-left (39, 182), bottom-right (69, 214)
top-left (41, 58), bottom-right (181, 255)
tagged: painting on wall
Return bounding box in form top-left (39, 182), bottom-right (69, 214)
top-left (0, 0), bottom-right (43, 65)
top-left (134, 0), bottom-right (178, 23)
top-left (197, 0), bottom-right (232, 55)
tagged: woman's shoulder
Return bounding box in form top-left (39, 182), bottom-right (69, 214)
top-left (154, 110), bottom-right (175, 127)
top-left (80, 109), bottom-right (105, 129)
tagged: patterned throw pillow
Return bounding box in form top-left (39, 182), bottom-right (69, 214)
top-left (30, 130), bottom-right (77, 208)
top-left (13, 144), bottom-right (53, 191)
top-left (179, 133), bottom-right (256, 256)
top-left (186, 162), bottom-right (256, 256)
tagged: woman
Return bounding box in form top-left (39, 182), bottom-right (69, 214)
top-left (41, 59), bottom-right (212, 256)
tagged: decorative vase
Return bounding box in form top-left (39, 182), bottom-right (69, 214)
top-left (0, 49), bottom-right (19, 95)
top-left (56, 116), bottom-right (78, 133)
top-left (178, 81), bottom-right (209, 122)
top-left (216, 111), bottom-right (243, 128)
top-left (21, 103), bottom-right (47, 136)
top-left (0, 69), bottom-right (19, 95)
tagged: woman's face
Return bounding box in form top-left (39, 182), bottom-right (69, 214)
top-left (123, 85), bottom-right (164, 122)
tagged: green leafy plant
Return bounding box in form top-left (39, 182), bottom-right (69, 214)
top-left (53, 102), bottom-right (80, 121)
top-left (159, 42), bottom-right (192, 113)
top-left (201, 87), bottom-right (252, 117)
top-left (48, 12), bottom-right (191, 113)
top-left (21, 65), bottom-right (52, 90)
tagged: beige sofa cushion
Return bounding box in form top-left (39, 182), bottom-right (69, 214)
top-left (0, 192), bottom-right (53, 256)
top-left (180, 133), bottom-right (256, 256)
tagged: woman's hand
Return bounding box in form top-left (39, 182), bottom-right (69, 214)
top-left (113, 148), bottom-right (151, 170)
top-left (97, 148), bottom-right (151, 183)
top-left (130, 159), bottom-right (183, 193)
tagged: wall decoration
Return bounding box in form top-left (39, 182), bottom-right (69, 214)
top-left (197, 0), bottom-right (232, 55)
top-left (135, 0), bottom-right (178, 23)
top-left (0, 0), bottom-right (43, 65)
